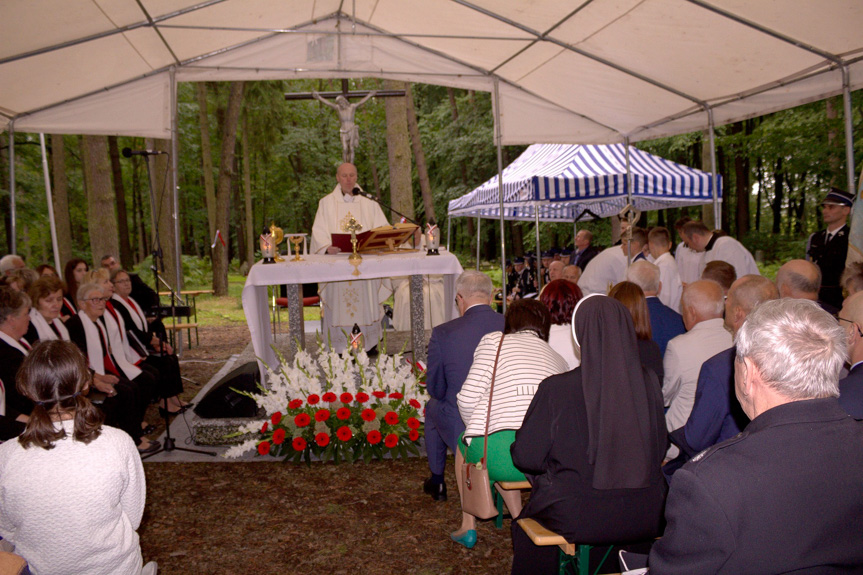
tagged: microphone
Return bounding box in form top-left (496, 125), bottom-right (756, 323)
top-left (122, 147), bottom-right (166, 158)
top-left (351, 186), bottom-right (361, 196)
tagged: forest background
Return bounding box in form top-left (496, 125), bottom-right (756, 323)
top-left (1, 78), bottom-right (862, 295)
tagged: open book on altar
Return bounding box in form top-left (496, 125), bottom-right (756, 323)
top-left (331, 223), bottom-right (419, 253)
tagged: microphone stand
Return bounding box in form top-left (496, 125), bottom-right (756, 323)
top-left (352, 188), bottom-right (422, 249)
top-left (138, 152), bottom-right (215, 460)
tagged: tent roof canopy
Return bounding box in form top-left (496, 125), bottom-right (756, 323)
top-left (2, 1), bottom-right (862, 143)
top-left (448, 143), bottom-right (721, 222)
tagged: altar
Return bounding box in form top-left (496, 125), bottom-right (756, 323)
top-left (242, 250), bottom-right (463, 377)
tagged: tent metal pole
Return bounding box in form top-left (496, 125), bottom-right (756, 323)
top-left (707, 108), bottom-right (720, 228)
top-left (39, 134), bottom-right (61, 271)
top-left (476, 217), bottom-right (481, 270)
top-left (843, 66), bottom-right (856, 195)
top-left (624, 137), bottom-right (633, 267)
top-left (446, 216), bottom-right (451, 252)
top-left (493, 77), bottom-right (507, 311)
top-left (8, 123), bottom-right (15, 254)
top-left (535, 210), bottom-right (542, 293)
top-left (170, 67), bottom-right (184, 356)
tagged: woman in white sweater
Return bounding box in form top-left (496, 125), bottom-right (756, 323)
top-left (451, 299), bottom-right (569, 549)
top-left (0, 340), bottom-right (155, 575)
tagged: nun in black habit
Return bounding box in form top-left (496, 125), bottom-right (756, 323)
top-left (510, 294), bottom-right (668, 574)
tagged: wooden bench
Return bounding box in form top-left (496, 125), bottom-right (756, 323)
top-left (517, 517), bottom-right (615, 575)
top-left (164, 322), bottom-right (200, 348)
top-left (493, 480), bottom-right (532, 528)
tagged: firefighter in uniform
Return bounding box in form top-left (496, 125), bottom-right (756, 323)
top-left (807, 187), bottom-right (854, 309)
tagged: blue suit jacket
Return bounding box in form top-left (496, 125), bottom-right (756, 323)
top-left (839, 363), bottom-right (863, 419)
top-left (646, 296), bottom-right (685, 357)
top-left (679, 346), bottom-right (749, 455)
top-left (426, 304), bottom-right (504, 406)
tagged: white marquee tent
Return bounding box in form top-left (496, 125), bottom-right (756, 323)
top-left (3, 0), bottom-right (863, 290)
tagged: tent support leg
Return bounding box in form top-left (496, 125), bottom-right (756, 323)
top-left (447, 217), bottom-right (451, 253)
top-left (8, 122), bottom-right (15, 255)
top-left (843, 66), bottom-right (856, 196)
top-left (476, 217), bottom-right (481, 270)
top-left (493, 77), bottom-right (507, 311)
top-left (707, 108), bottom-right (720, 228)
top-left (39, 134), bottom-right (61, 271)
top-left (170, 67), bottom-right (185, 357)
top-left (624, 137), bottom-right (633, 266)
top-left (535, 210), bottom-right (542, 293)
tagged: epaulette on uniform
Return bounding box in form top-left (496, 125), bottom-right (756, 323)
top-left (689, 431), bottom-right (748, 465)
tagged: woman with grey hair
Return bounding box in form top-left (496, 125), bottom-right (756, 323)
top-left (0, 288), bottom-right (33, 439)
top-left (651, 299), bottom-right (863, 573)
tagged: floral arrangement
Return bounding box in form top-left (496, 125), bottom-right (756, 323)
top-left (224, 339), bottom-right (427, 464)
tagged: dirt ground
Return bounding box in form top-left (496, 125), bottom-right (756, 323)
top-left (139, 325), bottom-right (517, 574)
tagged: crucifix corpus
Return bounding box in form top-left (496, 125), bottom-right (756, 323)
top-left (285, 79), bottom-right (405, 164)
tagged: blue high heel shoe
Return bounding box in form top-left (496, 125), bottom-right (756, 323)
top-left (450, 529), bottom-right (477, 549)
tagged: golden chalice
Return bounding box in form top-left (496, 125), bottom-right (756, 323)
top-left (269, 222), bottom-right (285, 262)
top-left (288, 234), bottom-right (305, 262)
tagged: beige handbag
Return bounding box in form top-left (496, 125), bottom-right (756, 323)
top-left (460, 334), bottom-right (505, 520)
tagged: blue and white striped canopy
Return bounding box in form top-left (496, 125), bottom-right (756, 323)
top-left (448, 144), bottom-right (721, 222)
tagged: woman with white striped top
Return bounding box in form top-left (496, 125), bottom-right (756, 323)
top-left (450, 299), bottom-right (569, 549)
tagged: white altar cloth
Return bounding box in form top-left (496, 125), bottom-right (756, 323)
top-left (242, 250), bottom-right (463, 374)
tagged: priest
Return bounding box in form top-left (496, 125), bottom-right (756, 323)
top-left (310, 162), bottom-right (391, 352)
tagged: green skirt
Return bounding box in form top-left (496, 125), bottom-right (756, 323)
top-left (458, 430), bottom-right (526, 483)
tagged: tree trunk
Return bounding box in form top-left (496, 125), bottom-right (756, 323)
top-left (213, 82), bottom-right (245, 296)
top-left (50, 134), bottom-right (73, 266)
top-left (107, 136), bottom-right (133, 267)
top-left (384, 80), bottom-right (414, 224)
top-left (144, 138), bottom-right (179, 290)
top-left (732, 121), bottom-right (752, 239)
top-left (131, 159), bottom-right (148, 263)
top-left (405, 84), bottom-right (435, 223)
top-left (510, 221), bottom-right (524, 257)
top-left (755, 157), bottom-right (763, 232)
top-left (242, 109), bottom-right (255, 268)
top-left (81, 135), bottom-right (119, 265)
top-left (446, 87), bottom-right (469, 186)
top-left (366, 129), bottom-right (383, 200)
top-left (197, 82), bottom-right (217, 241)
top-left (772, 158), bottom-right (784, 235)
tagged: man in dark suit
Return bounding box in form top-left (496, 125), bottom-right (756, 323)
top-left (650, 299), bottom-right (863, 573)
top-left (423, 271), bottom-right (504, 501)
top-left (670, 275), bottom-right (778, 463)
top-left (807, 188), bottom-right (853, 310)
top-left (572, 229), bottom-right (600, 271)
top-left (838, 291), bottom-right (863, 418)
top-left (627, 260), bottom-right (685, 356)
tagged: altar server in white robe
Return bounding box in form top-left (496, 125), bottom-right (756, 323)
top-left (648, 227), bottom-right (683, 312)
top-left (311, 162), bottom-right (391, 352)
top-left (683, 221), bottom-right (760, 279)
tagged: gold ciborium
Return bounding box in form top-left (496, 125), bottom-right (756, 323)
top-left (269, 222), bottom-right (285, 262)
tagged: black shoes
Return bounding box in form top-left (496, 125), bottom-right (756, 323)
top-left (423, 477), bottom-right (447, 501)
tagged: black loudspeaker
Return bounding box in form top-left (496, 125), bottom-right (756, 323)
top-left (194, 361), bottom-right (260, 419)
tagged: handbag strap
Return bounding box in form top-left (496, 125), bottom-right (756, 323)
top-left (481, 333), bottom-right (505, 467)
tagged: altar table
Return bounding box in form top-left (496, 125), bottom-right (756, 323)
top-left (242, 250), bottom-right (463, 378)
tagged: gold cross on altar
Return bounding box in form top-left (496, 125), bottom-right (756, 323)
top-left (341, 213), bottom-right (363, 234)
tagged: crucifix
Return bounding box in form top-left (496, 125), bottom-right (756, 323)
top-left (285, 79), bottom-right (405, 164)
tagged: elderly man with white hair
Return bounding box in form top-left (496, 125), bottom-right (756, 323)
top-left (662, 280), bottom-right (732, 457)
top-left (627, 260), bottom-right (685, 356)
top-left (0, 255), bottom-right (25, 276)
top-left (650, 299), bottom-right (863, 573)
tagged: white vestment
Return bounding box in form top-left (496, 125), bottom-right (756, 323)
top-left (701, 235), bottom-right (761, 279)
top-left (674, 244), bottom-right (704, 285)
top-left (310, 184), bottom-right (391, 352)
top-left (654, 252), bottom-right (683, 313)
top-left (577, 245), bottom-right (627, 295)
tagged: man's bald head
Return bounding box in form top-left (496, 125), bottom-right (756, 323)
top-left (336, 162), bottom-right (358, 194)
top-left (548, 260), bottom-right (565, 281)
top-left (725, 274), bottom-right (779, 334)
top-left (562, 265), bottom-right (581, 284)
top-left (839, 291), bottom-right (863, 364)
top-left (840, 291), bottom-right (863, 325)
top-left (776, 259), bottom-right (822, 300)
top-left (681, 280), bottom-right (725, 330)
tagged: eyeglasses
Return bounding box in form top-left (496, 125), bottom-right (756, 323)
top-left (838, 316), bottom-right (863, 336)
top-left (112, 278), bottom-right (131, 284)
top-left (82, 296), bottom-right (110, 303)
